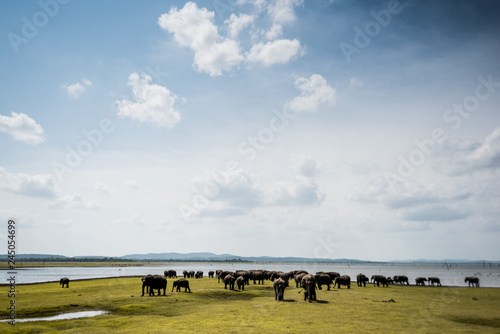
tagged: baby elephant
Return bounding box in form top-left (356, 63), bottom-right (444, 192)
top-left (60, 277), bottom-right (69, 288)
top-left (172, 278), bottom-right (191, 292)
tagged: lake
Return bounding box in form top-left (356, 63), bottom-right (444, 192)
top-left (3, 262), bottom-right (500, 287)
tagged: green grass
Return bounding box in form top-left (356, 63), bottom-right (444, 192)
top-left (1, 277), bottom-right (499, 333)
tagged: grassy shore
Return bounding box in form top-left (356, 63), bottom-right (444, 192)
top-left (1, 276), bottom-right (499, 333)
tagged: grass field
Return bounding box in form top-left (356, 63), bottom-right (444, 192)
top-left (1, 276), bottom-right (499, 333)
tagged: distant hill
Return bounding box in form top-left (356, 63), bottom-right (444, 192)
top-left (4, 253), bottom-right (499, 263)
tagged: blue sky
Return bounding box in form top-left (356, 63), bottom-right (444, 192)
top-left (1, 0), bottom-right (500, 260)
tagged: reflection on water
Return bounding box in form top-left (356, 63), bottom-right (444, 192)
top-left (1, 311), bottom-right (108, 322)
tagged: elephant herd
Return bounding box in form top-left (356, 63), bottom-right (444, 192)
top-left (140, 269), bottom-right (481, 299)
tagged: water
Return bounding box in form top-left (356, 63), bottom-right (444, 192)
top-left (0, 311), bottom-right (108, 323)
top-left (2, 262), bottom-right (500, 287)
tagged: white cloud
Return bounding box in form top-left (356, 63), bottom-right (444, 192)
top-left (124, 180), bottom-right (138, 189)
top-left (350, 77), bottom-right (363, 89)
top-left (285, 74), bottom-right (336, 113)
top-left (0, 112), bottom-right (45, 145)
top-left (94, 182), bottom-right (113, 194)
top-left (292, 154), bottom-right (322, 178)
top-left (0, 166), bottom-right (57, 198)
top-left (266, 0), bottom-right (303, 39)
top-left (116, 72), bottom-right (182, 128)
top-left (433, 127), bottom-right (500, 175)
top-left (225, 13), bottom-right (254, 39)
top-left (50, 193), bottom-right (100, 210)
top-left (246, 38), bottom-right (303, 66)
top-left (62, 78), bottom-right (92, 98)
top-left (158, 2), bottom-right (244, 76)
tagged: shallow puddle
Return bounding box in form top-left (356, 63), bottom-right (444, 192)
top-left (1, 310), bottom-right (108, 322)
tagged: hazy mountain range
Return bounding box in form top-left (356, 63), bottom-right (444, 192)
top-left (7, 253), bottom-right (500, 264)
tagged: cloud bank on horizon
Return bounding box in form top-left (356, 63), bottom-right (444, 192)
top-left (0, 0), bottom-right (499, 261)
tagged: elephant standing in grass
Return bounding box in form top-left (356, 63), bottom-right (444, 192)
top-left (334, 275), bottom-right (351, 289)
top-left (219, 271), bottom-right (234, 284)
top-left (188, 271), bottom-right (195, 278)
top-left (465, 276), bottom-right (479, 287)
top-left (356, 273), bottom-right (368, 287)
top-left (415, 277), bottom-right (427, 286)
top-left (394, 275), bottom-right (409, 285)
top-left (428, 277), bottom-right (441, 286)
top-left (371, 275), bottom-right (389, 287)
top-left (60, 277), bottom-right (69, 288)
top-left (224, 274), bottom-right (236, 290)
top-left (301, 274), bottom-right (317, 302)
top-left (164, 270), bottom-right (177, 278)
top-left (172, 278), bottom-right (191, 292)
top-left (273, 277), bottom-right (288, 301)
top-left (294, 273), bottom-right (306, 288)
top-left (183, 270), bottom-right (189, 278)
top-left (208, 271), bottom-right (215, 278)
top-left (142, 275), bottom-right (167, 296)
top-left (195, 271), bottom-right (203, 278)
top-left (236, 276), bottom-right (245, 291)
top-left (315, 274), bottom-right (333, 290)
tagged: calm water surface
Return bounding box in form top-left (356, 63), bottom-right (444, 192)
top-left (2, 262), bottom-right (500, 287)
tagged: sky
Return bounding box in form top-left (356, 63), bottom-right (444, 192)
top-left (1, 0), bottom-right (500, 261)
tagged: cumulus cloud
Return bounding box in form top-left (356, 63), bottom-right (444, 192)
top-left (225, 13), bottom-right (254, 39)
top-left (348, 177), bottom-right (472, 222)
top-left (116, 72), bottom-right (182, 128)
top-left (246, 38), bottom-right (303, 66)
top-left (158, 2), bottom-right (244, 76)
top-left (0, 167), bottom-right (57, 198)
top-left (0, 112), bottom-right (45, 145)
top-left (292, 154), bottom-right (322, 178)
top-left (266, 0), bottom-right (303, 39)
top-left (94, 182), bottom-right (113, 194)
top-left (50, 193), bottom-right (100, 210)
top-left (159, 2), bottom-right (304, 75)
top-left (62, 78), bottom-right (92, 98)
top-left (124, 180), bottom-right (138, 189)
top-left (189, 156), bottom-right (325, 217)
top-left (434, 127), bottom-right (500, 175)
top-left (285, 74), bottom-right (337, 113)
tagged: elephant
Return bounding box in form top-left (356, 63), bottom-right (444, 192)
top-left (273, 277), bottom-right (288, 301)
top-left (465, 276), bottom-right (479, 287)
top-left (271, 271), bottom-right (289, 282)
top-left (334, 275), bottom-right (351, 289)
top-left (415, 277), bottom-right (427, 286)
top-left (371, 275), bottom-right (389, 287)
top-left (393, 275), bottom-right (409, 285)
top-left (327, 272), bottom-right (341, 281)
top-left (218, 271), bottom-right (234, 283)
top-left (164, 270), bottom-right (177, 278)
top-left (216, 270), bottom-right (222, 279)
top-left (294, 273), bottom-right (306, 288)
top-left (142, 275), bottom-right (167, 296)
top-left (224, 274), bottom-right (236, 290)
top-left (301, 274), bottom-right (317, 302)
top-left (386, 277), bottom-right (394, 285)
top-left (315, 274), bottom-right (333, 290)
top-left (428, 277), bottom-right (441, 286)
top-left (208, 271), bottom-right (215, 278)
top-left (183, 270), bottom-right (189, 278)
top-left (188, 270), bottom-right (195, 278)
top-left (250, 270), bottom-right (265, 284)
top-left (236, 276), bottom-right (245, 291)
top-left (234, 270), bottom-right (250, 285)
top-left (172, 278), bottom-right (191, 292)
top-left (195, 271), bottom-right (203, 278)
top-left (60, 277), bottom-right (69, 288)
top-left (356, 273), bottom-right (368, 287)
